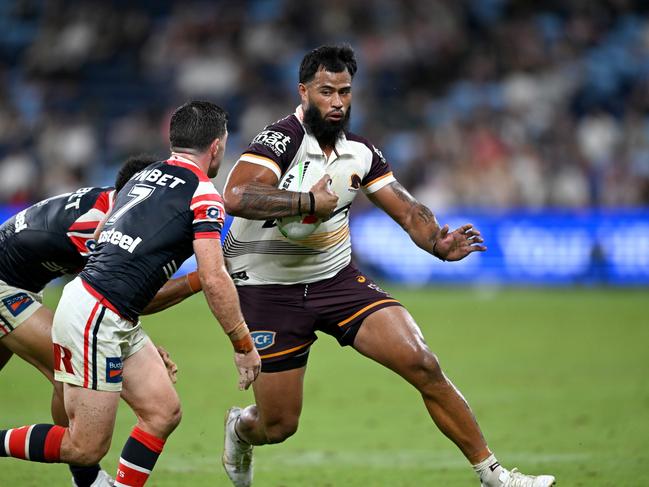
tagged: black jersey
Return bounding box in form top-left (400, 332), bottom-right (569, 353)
top-left (80, 156), bottom-right (225, 321)
top-left (0, 187), bottom-right (114, 293)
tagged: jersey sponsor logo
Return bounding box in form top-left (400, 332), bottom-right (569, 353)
top-left (230, 271), bottom-right (249, 281)
top-left (2, 293), bottom-right (34, 317)
top-left (86, 239), bottom-right (97, 252)
top-left (252, 130), bottom-right (291, 156)
top-left (14, 209), bottom-right (27, 233)
top-left (372, 145), bottom-right (386, 164)
top-left (251, 331), bottom-right (276, 351)
top-left (131, 168), bottom-right (186, 188)
top-left (106, 357), bottom-right (123, 383)
top-left (98, 229), bottom-right (143, 253)
top-left (64, 187), bottom-right (93, 211)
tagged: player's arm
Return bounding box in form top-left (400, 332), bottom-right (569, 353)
top-left (141, 271), bottom-right (201, 315)
top-left (193, 238), bottom-right (261, 390)
top-left (367, 181), bottom-right (486, 261)
top-left (223, 161), bottom-right (336, 220)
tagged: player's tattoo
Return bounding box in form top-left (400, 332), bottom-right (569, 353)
top-left (238, 182), bottom-right (302, 219)
top-left (416, 205), bottom-right (434, 224)
top-left (390, 182), bottom-right (415, 206)
top-left (390, 182), bottom-right (434, 223)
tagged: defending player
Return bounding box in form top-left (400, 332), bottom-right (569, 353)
top-left (221, 45), bottom-right (556, 487)
top-left (0, 101), bottom-right (260, 487)
top-left (0, 155), bottom-right (195, 487)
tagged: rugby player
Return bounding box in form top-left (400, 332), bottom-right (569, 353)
top-left (0, 155), bottom-right (193, 487)
top-left (221, 45), bottom-right (556, 487)
top-left (0, 101), bottom-right (261, 487)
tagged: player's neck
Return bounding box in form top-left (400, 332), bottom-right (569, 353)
top-left (170, 150), bottom-right (209, 174)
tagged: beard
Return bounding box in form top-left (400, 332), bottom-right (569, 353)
top-left (303, 104), bottom-right (351, 148)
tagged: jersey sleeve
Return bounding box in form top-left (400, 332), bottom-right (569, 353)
top-left (191, 181), bottom-right (225, 240)
top-left (67, 189), bottom-right (116, 256)
top-left (238, 115), bottom-right (304, 180)
top-left (361, 143), bottom-right (395, 194)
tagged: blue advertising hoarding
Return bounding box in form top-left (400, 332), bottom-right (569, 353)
top-left (350, 208), bottom-right (649, 286)
top-left (2, 204), bottom-right (648, 286)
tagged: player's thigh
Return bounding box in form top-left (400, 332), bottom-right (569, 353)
top-left (0, 306), bottom-right (55, 379)
top-left (353, 306), bottom-right (436, 380)
top-left (252, 366), bottom-right (306, 425)
top-left (62, 383), bottom-right (120, 462)
top-left (120, 339), bottom-right (181, 433)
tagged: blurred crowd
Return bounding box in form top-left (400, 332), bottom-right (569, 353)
top-left (1, 0), bottom-right (648, 208)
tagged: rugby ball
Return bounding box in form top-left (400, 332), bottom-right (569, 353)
top-left (276, 160), bottom-right (325, 240)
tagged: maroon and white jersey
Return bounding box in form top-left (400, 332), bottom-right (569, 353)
top-left (224, 106), bottom-right (395, 285)
top-left (80, 156), bottom-right (225, 321)
top-left (0, 187), bottom-right (114, 293)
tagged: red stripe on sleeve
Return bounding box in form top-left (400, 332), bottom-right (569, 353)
top-left (190, 193), bottom-right (223, 206)
top-left (131, 426), bottom-right (165, 454)
top-left (194, 231), bottom-right (221, 240)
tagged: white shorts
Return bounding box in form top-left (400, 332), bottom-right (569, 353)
top-left (52, 277), bottom-right (149, 392)
top-left (0, 279), bottom-right (43, 339)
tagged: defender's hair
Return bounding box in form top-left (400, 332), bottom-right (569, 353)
top-left (169, 101), bottom-right (228, 152)
top-left (299, 44), bottom-right (357, 84)
top-left (114, 154), bottom-right (159, 192)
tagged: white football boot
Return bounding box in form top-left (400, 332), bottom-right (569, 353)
top-left (72, 469), bottom-right (115, 487)
top-left (222, 407), bottom-right (254, 487)
top-left (484, 467), bottom-right (556, 487)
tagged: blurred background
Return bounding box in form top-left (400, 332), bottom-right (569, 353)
top-left (0, 0), bottom-right (648, 285)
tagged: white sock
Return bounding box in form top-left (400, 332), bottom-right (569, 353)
top-left (473, 454), bottom-right (507, 486)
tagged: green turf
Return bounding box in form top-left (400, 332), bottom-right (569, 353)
top-left (1, 286), bottom-right (647, 486)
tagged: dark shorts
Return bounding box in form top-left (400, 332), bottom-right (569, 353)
top-left (236, 263), bottom-right (402, 372)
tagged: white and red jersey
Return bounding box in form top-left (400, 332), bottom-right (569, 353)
top-left (225, 107), bottom-right (395, 285)
top-left (81, 155), bottom-right (225, 320)
top-left (0, 187), bottom-right (115, 293)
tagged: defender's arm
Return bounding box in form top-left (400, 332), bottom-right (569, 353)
top-left (368, 181), bottom-right (486, 261)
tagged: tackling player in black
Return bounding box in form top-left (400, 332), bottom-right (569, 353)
top-left (0, 155), bottom-right (200, 487)
top-left (0, 101), bottom-right (261, 487)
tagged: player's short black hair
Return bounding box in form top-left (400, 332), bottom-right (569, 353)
top-left (299, 44), bottom-right (357, 84)
top-left (114, 154), bottom-right (159, 193)
top-left (169, 100), bottom-right (228, 152)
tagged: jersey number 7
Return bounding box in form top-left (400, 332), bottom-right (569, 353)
top-left (106, 184), bottom-right (156, 225)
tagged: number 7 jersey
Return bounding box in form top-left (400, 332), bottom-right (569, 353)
top-left (80, 156), bottom-right (225, 321)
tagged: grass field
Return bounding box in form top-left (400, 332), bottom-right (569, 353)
top-left (1, 286), bottom-right (647, 486)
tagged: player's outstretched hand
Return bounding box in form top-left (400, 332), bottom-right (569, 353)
top-left (310, 174), bottom-right (338, 221)
top-left (156, 345), bottom-right (178, 384)
top-left (433, 224), bottom-right (487, 261)
top-left (234, 348), bottom-right (261, 391)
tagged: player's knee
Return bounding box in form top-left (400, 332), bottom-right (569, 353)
top-left (264, 418), bottom-right (299, 444)
top-left (405, 348), bottom-right (445, 388)
top-left (139, 398), bottom-right (183, 438)
top-left (68, 436), bottom-right (112, 466)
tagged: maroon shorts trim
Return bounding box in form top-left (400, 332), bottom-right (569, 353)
top-left (236, 264), bottom-right (402, 372)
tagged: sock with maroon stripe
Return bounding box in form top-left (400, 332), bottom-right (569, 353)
top-left (114, 426), bottom-right (165, 487)
top-left (0, 424), bottom-right (65, 462)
